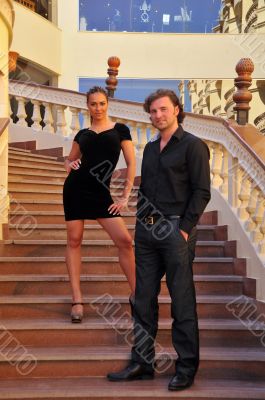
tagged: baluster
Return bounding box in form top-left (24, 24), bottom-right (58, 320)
top-left (149, 126), bottom-right (158, 142)
top-left (211, 143), bottom-right (223, 188)
top-left (237, 175), bottom-right (251, 220)
top-left (178, 80), bottom-right (184, 106)
top-left (42, 102), bottom-right (54, 133)
top-left (228, 160), bottom-right (243, 209)
top-left (245, 183), bottom-right (259, 232)
top-left (31, 100), bottom-right (42, 131)
top-left (234, 165), bottom-right (244, 209)
top-left (130, 122), bottom-right (139, 155)
top-left (251, 191), bottom-right (264, 243)
top-left (70, 107), bottom-right (80, 135)
top-left (220, 148), bottom-right (229, 197)
top-left (137, 123), bottom-right (148, 156)
top-left (205, 140), bottom-right (213, 181)
top-left (81, 109), bottom-right (90, 129)
top-left (16, 97), bottom-right (27, 127)
top-left (258, 208), bottom-right (265, 254)
top-left (9, 97), bottom-right (13, 121)
top-left (55, 105), bottom-right (67, 136)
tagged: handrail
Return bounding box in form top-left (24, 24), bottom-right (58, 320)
top-left (0, 118), bottom-right (9, 137)
top-left (185, 112), bottom-right (265, 168)
top-left (9, 80), bottom-right (265, 167)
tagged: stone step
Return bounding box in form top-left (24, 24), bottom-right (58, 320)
top-left (8, 161), bottom-right (68, 174)
top-left (8, 160), bottom-right (129, 184)
top-left (8, 154), bottom-right (65, 168)
top-left (6, 224), bottom-right (228, 241)
top-left (0, 318), bottom-right (263, 348)
top-left (9, 146), bottom-right (63, 158)
top-left (8, 189), bottom-right (137, 201)
top-left (0, 377), bottom-right (264, 400)
top-left (0, 240), bottom-right (236, 258)
top-left (9, 147), bottom-right (61, 161)
top-left (8, 178), bottom-right (138, 193)
top-left (8, 209), bottom-right (219, 226)
top-left (9, 171), bottom-right (67, 183)
top-left (0, 345), bottom-right (264, 381)
top-left (0, 294), bottom-right (254, 320)
top-left (8, 210), bottom-right (137, 224)
top-left (0, 274), bottom-right (245, 296)
top-left (0, 256), bottom-right (245, 276)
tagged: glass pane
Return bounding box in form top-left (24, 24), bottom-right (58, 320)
top-left (79, 77), bottom-right (191, 111)
top-left (79, 0), bottom-right (222, 33)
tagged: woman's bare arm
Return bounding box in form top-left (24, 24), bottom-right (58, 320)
top-left (64, 142), bottom-right (82, 174)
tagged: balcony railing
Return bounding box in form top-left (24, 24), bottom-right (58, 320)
top-left (15, 0), bottom-right (35, 12)
top-left (254, 112), bottom-right (265, 135)
top-left (14, 0), bottom-right (49, 20)
top-left (244, 0), bottom-right (258, 32)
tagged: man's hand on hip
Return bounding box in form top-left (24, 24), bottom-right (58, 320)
top-left (180, 229), bottom-right (189, 242)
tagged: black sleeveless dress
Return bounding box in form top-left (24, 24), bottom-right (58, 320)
top-left (63, 123), bottom-right (132, 221)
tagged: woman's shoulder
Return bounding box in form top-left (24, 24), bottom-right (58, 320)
top-left (114, 122), bottom-right (130, 133)
top-left (114, 122), bottom-right (132, 142)
top-left (73, 128), bottom-right (88, 142)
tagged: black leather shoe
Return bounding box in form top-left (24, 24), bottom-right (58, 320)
top-left (107, 362), bottom-right (154, 381)
top-left (168, 373), bottom-right (194, 391)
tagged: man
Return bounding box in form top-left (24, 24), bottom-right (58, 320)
top-left (107, 89), bottom-right (211, 391)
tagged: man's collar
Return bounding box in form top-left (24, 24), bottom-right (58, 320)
top-left (150, 125), bottom-right (184, 142)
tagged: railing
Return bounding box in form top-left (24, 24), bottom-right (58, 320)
top-left (15, 0), bottom-right (35, 12)
top-left (224, 87), bottom-right (235, 118)
top-left (234, 0), bottom-right (242, 8)
top-left (254, 112), bottom-right (265, 135)
top-left (245, 0), bottom-right (258, 24)
top-left (184, 114), bottom-right (265, 261)
top-left (9, 80), bottom-right (155, 157)
top-left (0, 118), bottom-right (10, 240)
top-left (244, 0), bottom-right (258, 32)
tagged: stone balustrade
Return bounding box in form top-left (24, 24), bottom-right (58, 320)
top-left (184, 115), bottom-right (265, 262)
top-left (8, 80), bottom-right (152, 156)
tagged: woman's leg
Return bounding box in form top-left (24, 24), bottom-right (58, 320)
top-left (66, 220), bottom-right (84, 316)
top-left (97, 217), bottom-right (136, 294)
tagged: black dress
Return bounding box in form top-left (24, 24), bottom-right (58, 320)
top-left (63, 122), bottom-right (132, 221)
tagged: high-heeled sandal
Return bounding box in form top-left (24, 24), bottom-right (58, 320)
top-left (71, 302), bottom-right (84, 323)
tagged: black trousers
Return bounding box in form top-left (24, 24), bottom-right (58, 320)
top-left (131, 217), bottom-right (199, 378)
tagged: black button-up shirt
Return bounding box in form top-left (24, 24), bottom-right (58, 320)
top-left (137, 125), bottom-right (211, 234)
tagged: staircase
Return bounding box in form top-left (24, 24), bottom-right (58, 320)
top-left (0, 145), bottom-right (264, 399)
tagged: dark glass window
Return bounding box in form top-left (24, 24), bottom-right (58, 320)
top-left (79, 77), bottom-right (191, 111)
top-left (79, 0), bottom-right (222, 33)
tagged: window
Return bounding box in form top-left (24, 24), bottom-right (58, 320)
top-left (79, 77), bottom-right (191, 111)
top-left (79, 0), bottom-right (222, 33)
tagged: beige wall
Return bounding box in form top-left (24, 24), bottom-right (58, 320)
top-left (0, 0), bottom-right (13, 240)
top-left (0, 0), bottom-right (13, 115)
top-left (0, 24), bottom-right (9, 117)
top-left (10, 2), bottom-right (61, 75)
top-left (10, 0), bottom-right (265, 92)
top-left (57, 0), bottom-right (265, 92)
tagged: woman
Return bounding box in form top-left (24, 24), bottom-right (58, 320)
top-left (63, 86), bottom-right (136, 323)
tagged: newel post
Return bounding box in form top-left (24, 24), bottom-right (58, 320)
top-left (233, 58), bottom-right (254, 125)
top-left (105, 56), bottom-right (120, 98)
